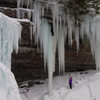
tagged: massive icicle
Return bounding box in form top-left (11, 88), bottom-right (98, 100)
top-left (0, 12), bottom-right (21, 68)
top-left (40, 18), bottom-right (54, 94)
top-left (93, 16), bottom-right (100, 71)
top-left (0, 12), bottom-right (21, 100)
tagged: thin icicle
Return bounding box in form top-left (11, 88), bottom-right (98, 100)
top-left (22, 12), bottom-right (25, 19)
top-left (17, 0), bottom-right (21, 18)
top-left (21, 0), bottom-right (24, 7)
top-left (67, 15), bottom-right (73, 46)
top-left (80, 22), bottom-right (85, 39)
top-left (34, 2), bottom-right (42, 45)
top-left (89, 19), bottom-right (96, 57)
top-left (75, 26), bottom-right (79, 51)
top-left (30, 24), bottom-right (33, 43)
top-left (50, 4), bottom-right (59, 41)
top-left (42, 6), bottom-right (44, 17)
top-left (27, 11), bottom-right (31, 20)
top-left (27, 0), bottom-right (30, 8)
top-left (58, 27), bottom-right (65, 74)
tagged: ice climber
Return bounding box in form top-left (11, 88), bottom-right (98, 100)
top-left (69, 77), bottom-right (72, 89)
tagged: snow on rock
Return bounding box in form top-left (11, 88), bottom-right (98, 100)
top-left (16, 18), bottom-right (32, 23)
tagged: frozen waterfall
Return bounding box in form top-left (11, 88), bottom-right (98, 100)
top-left (0, 12), bottom-right (22, 100)
top-left (17, 0), bottom-right (100, 95)
top-left (0, 12), bottom-right (21, 69)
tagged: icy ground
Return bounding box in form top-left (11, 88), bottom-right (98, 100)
top-left (20, 70), bottom-right (100, 100)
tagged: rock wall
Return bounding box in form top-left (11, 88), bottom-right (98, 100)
top-left (0, 0), bottom-right (17, 8)
top-left (0, 6), bottom-right (96, 82)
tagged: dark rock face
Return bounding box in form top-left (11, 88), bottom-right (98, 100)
top-left (0, 0), bottom-right (17, 8)
top-left (0, 6), bottom-right (96, 82)
top-left (0, 7), bottom-right (17, 18)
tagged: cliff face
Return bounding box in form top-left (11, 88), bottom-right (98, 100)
top-left (0, 3), bottom-right (96, 82)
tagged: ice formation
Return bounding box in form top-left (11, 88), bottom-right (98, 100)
top-left (41, 18), bottom-right (54, 94)
top-left (0, 63), bottom-right (21, 100)
top-left (0, 12), bottom-right (21, 69)
top-left (17, 0), bottom-right (100, 95)
top-left (0, 12), bottom-right (21, 100)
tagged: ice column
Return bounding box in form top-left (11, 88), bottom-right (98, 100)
top-left (94, 17), bottom-right (100, 71)
top-left (40, 18), bottom-right (54, 95)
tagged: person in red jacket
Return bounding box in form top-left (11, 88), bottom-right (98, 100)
top-left (69, 77), bottom-right (72, 89)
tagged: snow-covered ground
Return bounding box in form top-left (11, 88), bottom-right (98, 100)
top-left (20, 70), bottom-right (100, 100)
